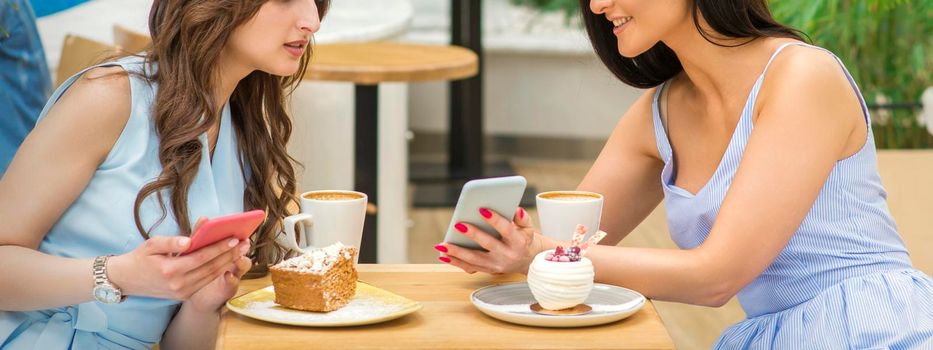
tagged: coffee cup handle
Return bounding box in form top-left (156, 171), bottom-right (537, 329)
top-left (279, 213), bottom-right (314, 253)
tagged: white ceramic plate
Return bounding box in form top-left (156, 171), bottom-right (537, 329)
top-left (470, 282), bottom-right (645, 328)
top-left (227, 282), bottom-right (422, 327)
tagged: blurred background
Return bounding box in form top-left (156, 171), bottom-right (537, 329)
top-left (9, 0), bottom-right (933, 348)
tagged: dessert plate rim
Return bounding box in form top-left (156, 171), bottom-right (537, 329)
top-left (226, 281), bottom-right (422, 327)
top-left (470, 281), bottom-right (646, 328)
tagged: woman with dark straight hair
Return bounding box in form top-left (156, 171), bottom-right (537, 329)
top-left (0, 0), bottom-right (330, 348)
top-left (437, 0), bottom-right (933, 347)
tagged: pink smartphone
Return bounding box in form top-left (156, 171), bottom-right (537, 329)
top-left (179, 210), bottom-right (266, 256)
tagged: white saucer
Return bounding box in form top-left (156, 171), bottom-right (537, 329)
top-left (470, 282), bottom-right (645, 328)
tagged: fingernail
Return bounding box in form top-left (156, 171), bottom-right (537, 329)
top-left (228, 238), bottom-right (239, 247)
top-left (439, 256), bottom-right (451, 263)
top-left (434, 244), bottom-right (448, 253)
top-left (519, 208), bottom-right (525, 219)
top-left (455, 223), bottom-right (468, 233)
top-left (239, 243), bottom-right (250, 254)
top-left (178, 237), bottom-right (190, 247)
top-left (479, 208), bottom-right (492, 219)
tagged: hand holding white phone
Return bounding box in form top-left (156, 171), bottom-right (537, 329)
top-left (443, 176), bottom-right (527, 250)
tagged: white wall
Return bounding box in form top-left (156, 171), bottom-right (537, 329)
top-left (287, 82), bottom-right (411, 263)
top-left (409, 53), bottom-right (643, 139)
top-left (405, 0), bottom-right (644, 139)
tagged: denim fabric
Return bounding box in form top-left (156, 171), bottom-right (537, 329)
top-left (0, 0), bottom-right (52, 175)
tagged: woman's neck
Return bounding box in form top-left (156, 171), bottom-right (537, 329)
top-left (660, 17), bottom-right (788, 110)
top-left (204, 53), bottom-right (252, 155)
top-left (213, 55), bottom-right (253, 114)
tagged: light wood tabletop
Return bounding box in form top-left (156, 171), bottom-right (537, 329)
top-left (304, 43), bottom-right (479, 84)
top-left (217, 264), bottom-right (675, 349)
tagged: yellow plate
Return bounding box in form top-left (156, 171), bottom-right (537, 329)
top-left (226, 282), bottom-right (422, 327)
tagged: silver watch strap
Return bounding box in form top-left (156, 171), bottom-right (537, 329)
top-left (93, 255), bottom-right (113, 285)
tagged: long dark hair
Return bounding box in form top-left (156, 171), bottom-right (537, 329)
top-left (579, 0), bottom-right (805, 88)
top-left (134, 0), bottom-right (329, 267)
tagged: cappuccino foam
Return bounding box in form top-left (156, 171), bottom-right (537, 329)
top-left (304, 192), bottom-right (363, 201)
top-left (539, 192), bottom-right (601, 201)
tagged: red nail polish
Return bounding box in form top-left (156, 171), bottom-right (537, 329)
top-left (519, 208), bottom-right (525, 219)
top-left (455, 223), bottom-right (468, 233)
top-left (479, 208), bottom-right (492, 219)
top-left (439, 256), bottom-right (451, 263)
top-left (434, 244), bottom-right (448, 253)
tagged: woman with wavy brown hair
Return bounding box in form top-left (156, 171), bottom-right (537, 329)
top-left (0, 0), bottom-right (329, 348)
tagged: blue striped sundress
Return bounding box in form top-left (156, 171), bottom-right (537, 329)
top-left (651, 42), bottom-right (933, 349)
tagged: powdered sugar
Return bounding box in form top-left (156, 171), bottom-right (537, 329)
top-left (273, 242), bottom-right (356, 274)
top-left (245, 294), bottom-right (407, 323)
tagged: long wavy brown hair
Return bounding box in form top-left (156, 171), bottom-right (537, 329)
top-left (133, 0), bottom-right (330, 267)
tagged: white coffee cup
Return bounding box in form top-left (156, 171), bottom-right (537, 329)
top-left (536, 190), bottom-right (604, 241)
top-left (277, 190), bottom-right (367, 257)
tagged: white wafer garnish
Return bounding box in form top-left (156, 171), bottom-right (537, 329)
top-left (571, 224), bottom-right (587, 247)
top-left (580, 230), bottom-right (607, 256)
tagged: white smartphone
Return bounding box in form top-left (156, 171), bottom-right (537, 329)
top-left (443, 176), bottom-right (527, 250)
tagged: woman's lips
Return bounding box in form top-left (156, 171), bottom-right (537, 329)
top-left (611, 16), bottom-right (632, 35)
top-left (284, 40), bottom-right (308, 58)
top-left (284, 44), bottom-right (304, 57)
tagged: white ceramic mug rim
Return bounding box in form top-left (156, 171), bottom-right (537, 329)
top-left (536, 190), bottom-right (603, 202)
top-left (300, 190), bottom-right (367, 202)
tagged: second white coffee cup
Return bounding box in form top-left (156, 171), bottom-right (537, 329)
top-left (536, 190), bottom-right (604, 241)
top-left (277, 190), bottom-right (367, 256)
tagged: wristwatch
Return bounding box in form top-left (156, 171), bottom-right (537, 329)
top-left (92, 255), bottom-right (127, 304)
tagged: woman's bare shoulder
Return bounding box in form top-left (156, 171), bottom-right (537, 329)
top-left (759, 44), bottom-right (859, 113)
top-left (627, 87), bottom-right (663, 158)
top-left (755, 44), bottom-right (865, 156)
top-left (42, 66), bottom-right (133, 160)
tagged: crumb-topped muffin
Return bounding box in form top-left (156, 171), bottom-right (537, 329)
top-left (270, 242), bottom-right (358, 312)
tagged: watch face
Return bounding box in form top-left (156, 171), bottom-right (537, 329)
top-left (93, 285), bottom-right (121, 304)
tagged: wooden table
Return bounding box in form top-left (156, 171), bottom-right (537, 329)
top-left (306, 43), bottom-right (478, 84)
top-left (217, 265), bottom-right (675, 349)
top-left (304, 44), bottom-right (478, 263)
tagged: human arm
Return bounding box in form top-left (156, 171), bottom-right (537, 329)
top-left (442, 48), bottom-right (866, 306)
top-left (159, 252), bottom-right (252, 350)
top-left (438, 90), bottom-right (665, 272)
top-left (578, 48), bottom-right (866, 305)
top-left (0, 68), bottom-right (247, 311)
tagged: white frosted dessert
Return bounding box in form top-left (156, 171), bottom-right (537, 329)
top-left (527, 249), bottom-right (595, 310)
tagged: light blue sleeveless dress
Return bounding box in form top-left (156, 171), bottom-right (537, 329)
top-left (0, 56), bottom-right (247, 349)
top-left (652, 42), bottom-right (933, 349)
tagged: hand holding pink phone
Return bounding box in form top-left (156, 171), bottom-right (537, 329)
top-left (180, 210), bottom-right (266, 256)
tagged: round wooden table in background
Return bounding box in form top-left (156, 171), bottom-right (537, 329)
top-left (304, 42), bottom-right (478, 263)
top-left (306, 43), bottom-right (478, 84)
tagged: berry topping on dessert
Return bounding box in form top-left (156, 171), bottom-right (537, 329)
top-left (544, 245), bottom-right (582, 262)
top-left (543, 225), bottom-right (605, 262)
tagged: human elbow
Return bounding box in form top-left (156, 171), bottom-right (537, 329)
top-left (695, 277), bottom-right (739, 307)
top-left (688, 247), bottom-right (745, 307)
top-left (700, 289), bottom-right (733, 308)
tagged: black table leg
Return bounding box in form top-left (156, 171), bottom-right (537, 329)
top-left (410, 0), bottom-right (540, 208)
top-left (449, 0), bottom-right (484, 180)
top-left (355, 84), bottom-right (378, 263)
